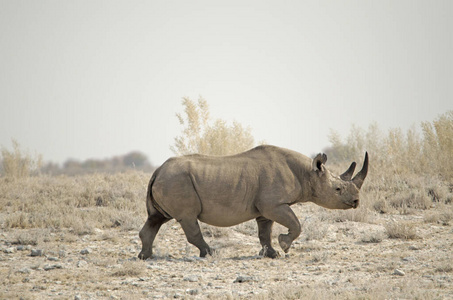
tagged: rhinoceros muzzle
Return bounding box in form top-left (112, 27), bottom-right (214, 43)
top-left (344, 199), bottom-right (359, 209)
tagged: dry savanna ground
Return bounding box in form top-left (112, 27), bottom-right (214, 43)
top-left (1, 170), bottom-right (453, 299)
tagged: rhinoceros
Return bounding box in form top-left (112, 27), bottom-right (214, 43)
top-left (139, 145), bottom-right (368, 259)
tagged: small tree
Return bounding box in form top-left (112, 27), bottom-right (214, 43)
top-left (123, 151), bottom-right (148, 168)
top-left (171, 97), bottom-right (256, 156)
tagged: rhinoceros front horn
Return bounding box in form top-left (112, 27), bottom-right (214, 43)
top-left (352, 152), bottom-right (368, 189)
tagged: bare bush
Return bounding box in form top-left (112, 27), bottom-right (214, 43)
top-left (1, 139), bottom-right (42, 178)
top-left (171, 97), bottom-right (256, 156)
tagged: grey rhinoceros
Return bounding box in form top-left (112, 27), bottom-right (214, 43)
top-left (139, 145), bottom-right (368, 259)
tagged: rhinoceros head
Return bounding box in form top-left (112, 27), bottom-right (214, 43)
top-left (310, 152), bottom-right (368, 210)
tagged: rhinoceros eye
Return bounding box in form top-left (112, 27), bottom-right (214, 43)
top-left (335, 187), bottom-right (341, 192)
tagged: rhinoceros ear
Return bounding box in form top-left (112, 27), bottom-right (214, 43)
top-left (312, 153), bottom-right (327, 176)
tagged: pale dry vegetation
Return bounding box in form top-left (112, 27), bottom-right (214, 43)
top-left (171, 97), bottom-right (256, 156)
top-left (1, 108), bottom-right (452, 299)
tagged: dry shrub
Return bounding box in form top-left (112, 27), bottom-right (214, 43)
top-left (10, 230), bottom-right (39, 245)
top-left (389, 190), bottom-right (432, 212)
top-left (233, 220), bottom-right (257, 236)
top-left (201, 223), bottom-right (230, 238)
top-left (328, 207), bottom-right (374, 224)
top-left (426, 181), bottom-right (453, 204)
top-left (171, 97), bottom-right (256, 156)
top-left (301, 217), bottom-right (327, 241)
top-left (360, 231), bottom-right (385, 243)
top-left (424, 209), bottom-right (453, 225)
top-left (385, 221), bottom-right (418, 240)
top-left (435, 264), bottom-right (453, 273)
top-left (1, 139), bottom-right (42, 178)
top-left (310, 250), bottom-right (329, 263)
top-left (111, 260), bottom-right (145, 277)
top-left (372, 197), bottom-right (389, 214)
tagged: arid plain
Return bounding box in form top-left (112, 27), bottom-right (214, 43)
top-left (1, 170), bottom-right (452, 299)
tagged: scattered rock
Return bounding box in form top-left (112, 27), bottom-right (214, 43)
top-left (80, 248), bottom-right (90, 255)
top-left (409, 245), bottom-right (420, 251)
top-left (402, 256), bottom-right (416, 262)
top-left (47, 256), bottom-right (59, 261)
top-left (183, 256), bottom-right (202, 262)
top-left (234, 275), bottom-right (255, 283)
top-left (183, 275), bottom-right (199, 282)
top-left (43, 264), bottom-right (63, 271)
top-left (31, 249), bottom-right (44, 257)
top-left (393, 269), bottom-right (405, 276)
top-left (59, 250), bottom-right (66, 258)
top-left (74, 295), bottom-right (82, 300)
top-left (4, 247), bottom-right (16, 253)
top-left (77, 260), bottom-right (88, 268)
top-left (18, 267), bottom-right (31, 274)
top-left (186, 289), bottom-right (199, 295)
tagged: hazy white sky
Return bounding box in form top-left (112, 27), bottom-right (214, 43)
top-left (1, 1), bottom-right (452, 165)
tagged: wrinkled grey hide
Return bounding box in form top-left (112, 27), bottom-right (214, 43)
top-left (139, 145), bottom-right (368, 259)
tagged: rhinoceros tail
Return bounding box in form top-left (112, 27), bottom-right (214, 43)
top-left (146, 170), bottom-right (172, 219)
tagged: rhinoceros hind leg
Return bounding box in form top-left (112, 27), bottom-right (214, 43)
top-left (256, 216), bottom-right (279, 258)
top-left (138, 210), bottom-right (171, 260)
top-left (179, 219), bottom-right (212, 257)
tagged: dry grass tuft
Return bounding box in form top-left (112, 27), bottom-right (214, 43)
top-left (389, 190), bottom-right (432, 212)
top-left (10, 230), bottom-right (40, 246)
top-left (111, 260), bottom-right (146, 277)
top-left (424, 208), bottom-right (453, 225)
top-left (385, 221), bottom-right (419, 240)
top-left (360, 231), bottom-right (385, 243)
top-left (435, 264), bottom-right (453, 273)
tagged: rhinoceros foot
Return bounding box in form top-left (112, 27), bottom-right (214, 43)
top-left (259, 247), bottom-right (280, 259)
top-left (278, 234), bottom-right (292, 253)
top-left (138, 250), bottom-right (152, 260)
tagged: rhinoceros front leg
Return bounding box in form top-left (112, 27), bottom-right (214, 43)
top-left (256, 216), bottom-right (279, 258)
top-left (179, 218), bottom-right (212, 257)
top-left (260, 204), bottom-right (301, 253)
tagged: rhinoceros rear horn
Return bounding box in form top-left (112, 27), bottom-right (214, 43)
top-left (352, 152), bottom-right (368, 189)
top-left (340, 162), bottom-right (356, 181)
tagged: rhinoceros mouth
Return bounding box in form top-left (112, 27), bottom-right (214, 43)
top-left (343, 200), bottom-right (359, 209)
